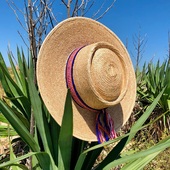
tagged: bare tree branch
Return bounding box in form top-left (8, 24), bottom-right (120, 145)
top-left (77, 0), bottom-right (85, 13)
top-left (67, 0), bottom-right (71, 17)
top-left (27, 0), bottom-right (37, 60)
top-left (92, 0), bottom-right (106, 18)
top-left (17, 31), bottom-right (29, 48)
top-left (132, 29), bottom-right (147, 73)
top-left (7, 0), bottom-right (25, 15)
top-left (95, 0), bottom-right (117, 21)
top-left (82, 0), bottom-right (95, 16)
top-left (61, 0), bottom-right (72, 17)
top-left (61, 0), bottom-right (68, 7)
top-left (71, 0), bottom-right (79, 16)
top-left (6, 0), bottom-right (28, 32)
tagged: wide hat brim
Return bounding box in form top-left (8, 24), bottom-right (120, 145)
top-left (37, 17), bottom-right (136, 141)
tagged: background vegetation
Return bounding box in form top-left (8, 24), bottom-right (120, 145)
top-left (0, 52), bottom-right (170, 169)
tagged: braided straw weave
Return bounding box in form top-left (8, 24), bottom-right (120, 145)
top-left (37, 17), bottom-right (136, 141)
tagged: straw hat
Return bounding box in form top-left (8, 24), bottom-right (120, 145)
top-left (37, 17), bottom-right (136, 142)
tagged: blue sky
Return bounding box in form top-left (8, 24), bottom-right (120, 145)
top-left (0, 0), bottom-right (170, 67)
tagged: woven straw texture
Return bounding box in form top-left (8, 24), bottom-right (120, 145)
top-left (37, 17), bottom-right (136, 141)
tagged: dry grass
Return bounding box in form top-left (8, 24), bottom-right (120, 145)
top-left (0, 83), bottom-right (4, 98)
top-left (0, 136), bottom-right (9, 155)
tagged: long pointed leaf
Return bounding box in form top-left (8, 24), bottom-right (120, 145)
top-left (0, 61), bottom-right (31, 119)
top-left (121, 151), bottom-right (161, 170)
top-left (81, 146), bottom-right (102, 170)
top-left (74, 153), bottom-right (87, 170)
top-left (58, 90), bottom-right (73, 170)
top-left (74, 140), bottom-right (90, 170)
top-left (127, 88), bottom-right (165, 143)
top-left (8, 51), bottom-right (22, 91)
top-left (0, 152), bottom-right (50, 169)
top-left (0, 101), bottom-right (49, 168)
top-left (0, 100), bottom-right (39, 152)
top-left (49, 115), bottom-right (60, 166)
top-left (27, 69), bottom-right (56, 169)
top-left (95, 136), bottom-right (128, 170)
top-left (103, 137), bottom-right (170, 169)
top-left (9, 140), bottom-right (22, 170)
top-left (17, 48), bottom-right (29, 97)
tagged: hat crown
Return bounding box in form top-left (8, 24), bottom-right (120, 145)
top-left (73, 42), bottom-right (129, 110)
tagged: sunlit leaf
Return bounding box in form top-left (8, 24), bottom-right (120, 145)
top-left (58, 90), bottom-right (73, 170)
top-left (103, 137), bottom-right (170, 169)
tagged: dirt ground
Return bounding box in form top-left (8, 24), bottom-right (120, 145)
top-left (0, 123), bottom-right (10, 155)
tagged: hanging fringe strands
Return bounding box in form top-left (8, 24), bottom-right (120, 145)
top-left (96, 109), bottom-right (117, 143)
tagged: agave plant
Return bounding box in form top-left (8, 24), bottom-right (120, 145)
top-left (0, 49), bottom-right (170, 170)
top-left (138, 60), bottom-right (170, 111)
top-left (136, 60), bottom-right (170, 141)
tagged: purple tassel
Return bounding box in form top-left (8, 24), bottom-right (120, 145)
top-left (96, 109), bottom-right (117, 143)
